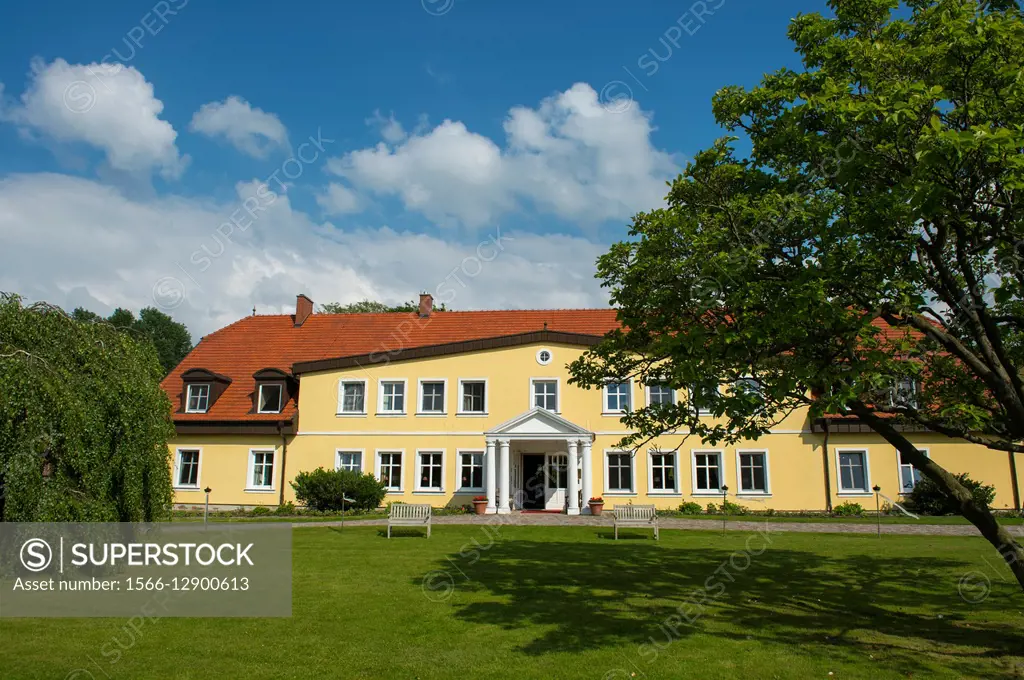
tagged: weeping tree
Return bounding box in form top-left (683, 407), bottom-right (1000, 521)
top-left (570, 0), bottom-right (1024, 589)
top-left (0, 294), bottom-right (174, 521)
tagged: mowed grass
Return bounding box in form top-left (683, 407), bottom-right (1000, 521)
top-left (2, 526), bottom-right (1022, 679)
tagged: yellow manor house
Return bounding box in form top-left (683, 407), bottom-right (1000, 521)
top-left (162, 294), bottom-right (1024, 514)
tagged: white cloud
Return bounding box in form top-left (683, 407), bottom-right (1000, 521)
top-left (317, 183), bottom-right (361, 215)
top-left (190, 96), bottom-right (289, 158)
top-left (366, 110), bottom-right (406, 144)
top-left (0, 172), bottom-right (609, 337)
top-left (1, 58), bottom-right (187, 178)
top-left (328, 83), bottom-right (676, 228)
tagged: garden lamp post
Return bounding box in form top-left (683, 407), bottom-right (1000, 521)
top-left (341, 495), bottom-right (356, 529)
top-left (204, 487), bottom-right (212, 528)
top-left (721, 485), bottom-right (729, 535)
top-left (872, 485), bottom-right (882, 538)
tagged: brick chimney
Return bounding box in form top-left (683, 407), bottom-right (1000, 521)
top-left (295, 294), bottom-right (314, 327)
top-left (418, 293), bottom-right (433, 318)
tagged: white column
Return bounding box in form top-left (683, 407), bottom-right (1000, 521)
top-left (497, 439), bottom-right (511, 514)
top-left (581, 438), bottom-right (593, 514)
top-left (485, 438), bottom-right (497, 514)
top-left (567, 439), bottom-right (580, 515)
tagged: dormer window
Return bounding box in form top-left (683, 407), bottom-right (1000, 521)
top-left (258, 384), bottom-right (283, 414)
top-left (186, 384), bottom-right (211, 413)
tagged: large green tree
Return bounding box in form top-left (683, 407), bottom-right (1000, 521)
top-left (570, 0), bottom-right (1024, 589)
top-left (0, 295), bottom-right (175, 521)
top-left (72, 306), bottom-right (192, 375)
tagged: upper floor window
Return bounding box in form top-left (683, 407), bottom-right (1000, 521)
top-left (690, 383), bottom-right (718, 416)
top-left (889, 377), bottom-right (918, 409)
top-left (186, 384), bottom-right (211, 413)
top-left (338, 380), bottom-right (367, 414)
top-left (532, 379), bottom-right (558, 412)
top-left (460, 380), bottom-right (487, 414)
top-left (647, 383), bottom-right (675, 407)
top-left (604, 381), bottom-right (631, 413)
top-left (378, 380), bottom-right (406, 414)
top-left (257, 384), bottom-right (283, 413)
top-left (419, 380), bottom-right (447, 414)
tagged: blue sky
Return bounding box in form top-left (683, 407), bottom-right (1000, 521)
top-left (0, 0), bottom-right (826, 337)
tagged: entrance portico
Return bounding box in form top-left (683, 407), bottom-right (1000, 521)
top-left (483, 408), bottom-right (594, 515)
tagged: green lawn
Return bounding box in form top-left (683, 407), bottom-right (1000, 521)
top-left (2, 526), bottom-right (1022, 679)
top-left (667, 513), bottom-right (1024, 525)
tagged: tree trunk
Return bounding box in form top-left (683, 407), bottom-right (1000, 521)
top-left (852, 405), bottom-right (1024, 592)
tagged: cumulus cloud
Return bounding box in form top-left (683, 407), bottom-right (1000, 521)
top-left (0, 173), bottom-right (609, 337)
top-left (1, 58), bottom-right (187, 178)
top-left (327, 83), bottom-right (677, 228)
top-left (317, 182), bottom-right (361, 215)
top-left (190, 96), bottom-right (289, 158)
top-left (366, 110), bottom-right (406, 144)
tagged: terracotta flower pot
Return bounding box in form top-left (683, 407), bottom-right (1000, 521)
top-left (589, 502), bottom-right (604, 516)
top-left (472, 500), bottom-right (488, 515)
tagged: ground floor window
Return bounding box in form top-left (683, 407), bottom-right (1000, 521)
top-left (248, 450), bottom-right (275, 489)
top-left (460, 451), bottom-right (484, 490)
top-left (378, 452), bottom-right (403, 491)
top-left (336, 451), bottom-right (362, 473)
top-left (693, 451), bottom-right (723, 492)
top-left (650, 452), bottom-right (676, 492)
top-left (606, 452), bottom-right (633, 492)
top-left (838, 450), bottom-right (869, 493)
top-left (418, 451), bottom-right (444, 491)
top-left (738, 451), bottom-right (768, 493)
top-left (176, 449), bottom-right (200, 488)
top-left (898, 448), bottom-right (927, 493)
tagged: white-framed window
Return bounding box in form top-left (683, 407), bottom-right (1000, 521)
top-left (736, 450), bottom-right (770, 494)
top-left (335, 450), bottom-right (363, 473)
top-left (889, 377), bottom-right (919, 408)
top-left (376, 450), bottom-right (404, 491)
top-left (898, 448), bottom-right (928, 493)
top-left (174, 449), bottom-right (201, 488)
top-left (338, 379), bottom-right (367, 415)
top-left (532, 378), bottom-right (559, 412)
top-left (689, 383), bottom-right (717, 416)
top-left (604, 381), bottom-right (632, 413)
top-left (416, 450), bottom-right (445, 492)
top-left (418, 379), bottom-right (447, 414)
top-left (257, 383), bottom-right (283, 414)
top-left (837, 449), bottom-right (871, 494)
top-left (536, 348), bottom-right (553, 365)
top-left (649, 451), bottom-right (678, 493)
top-left (605, 451), bottom-right (634, 493)
top-left (646, 383), bottom-right (675, 407)
top-left (185, 383), bottom-right (211, 413)
top-left (247, 449), bottom-right (275, 491)
top-left (378, 380), bottom-right (407, 415)
top-left (692, 450), bottom-right (724, 493)
top-left (459, 379), bottom-right (487, 414)
top-left (458, 450), bottom-right (484, 491)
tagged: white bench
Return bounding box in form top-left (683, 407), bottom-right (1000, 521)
top-left (613, 505), bottom-right (659, 540)
top-left (387, 503), bottom-right (432, 538)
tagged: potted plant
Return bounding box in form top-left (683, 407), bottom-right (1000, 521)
top-left (472, 495), bottom-right (488, 515)
top-left (588, 497), bottom-right (605, 516)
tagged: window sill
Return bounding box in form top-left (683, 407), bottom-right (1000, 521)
top-left (647, 492), bottom-right (682, 497)
top-left (691, 492), bottom-right (727, 497)
top-left (413, 490), bottom-right (446, 495)
top-left (601, 411), bottom-right (628, 417)
top-left (184, 411), bottom-right (209, 415)
top-left (603, 492), bottom-right (637, 496)
top-left (455, 488), bottom-right (485, 494)
top-left (837, 492), bottom-right (874, 498)
top-left (416, 413), bottom-right (448, 417)
top-left (256, 410), bottom-right (282, 415)
top-left (384, 489), bottom-right (405, 494)
top-left (737, 493), bottom-right (772, 498)
top-left (336, 412), bottom-right (368, 417)
top-left (244, 488), bottom-right (276, 494)
top-left (173, 486), bottom-right (201, 492)
top-left (375, 412), bottom-right (407, 417)
top-left (456, 412), bottom-right (489, 417)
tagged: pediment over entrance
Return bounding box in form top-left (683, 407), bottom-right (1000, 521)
top-left (485, 407), bottom-right (592, 439)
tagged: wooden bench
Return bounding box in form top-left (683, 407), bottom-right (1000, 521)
top-left (613, 504), bottom-right (659, 540)
top-left (387, 503), bottom-right (432, 538)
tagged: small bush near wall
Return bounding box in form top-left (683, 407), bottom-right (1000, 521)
top-left (833, 502), bottom-right (864, 517)
top-left (678, 502), bottom-right (703, 515)
top-left (250, 506), bottom-right (272, 516)
top-left (705, 501), bottom-right (749, 515)
top-left (906, 473), bottom-right (996, 516)
top-left (291, 468), bottom-right (387, 512)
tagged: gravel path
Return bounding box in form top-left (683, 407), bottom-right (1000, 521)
top-left (292, 513), bottom-right (1017, 537)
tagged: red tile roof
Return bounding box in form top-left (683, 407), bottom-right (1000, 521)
top-left (161, 309), bottom-right (620, 423)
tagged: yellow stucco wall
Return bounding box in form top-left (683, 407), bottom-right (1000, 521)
top-left (168, 341), bottom-right (1021, 512)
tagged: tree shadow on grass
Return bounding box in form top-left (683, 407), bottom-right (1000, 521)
top-left (418, 536), bottom-right (1024, 677)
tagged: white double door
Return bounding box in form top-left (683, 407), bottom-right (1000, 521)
top-left (543, 453), bottom-right (568, 510)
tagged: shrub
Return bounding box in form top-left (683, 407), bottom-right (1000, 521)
top-left (906, 472), bottom-right (996, 516)
top-left (833, 501), bottom-right (864, 517)
top-left (705, 502), bottom-right (720, 515)
top-left (678, 502), bottom-right (703, 515)
top-left (250, 505), bottom-right (271, 516)
top-left (274, 501), bottom-right (296, 516)
top-left (291, 468), bottom-right (387, 512)
top-left (721, 500), bottom-right (748, 515)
